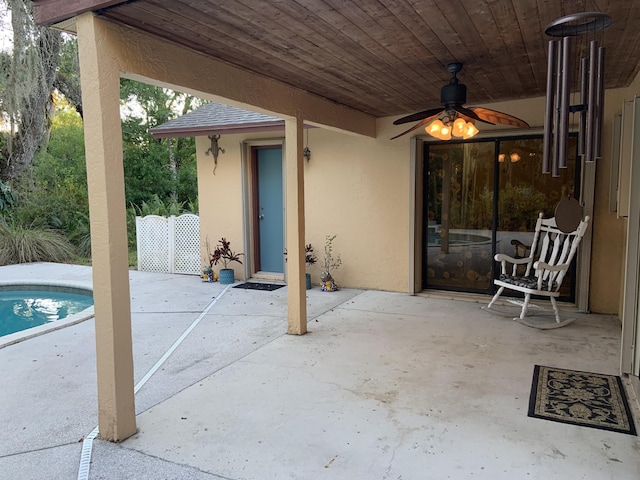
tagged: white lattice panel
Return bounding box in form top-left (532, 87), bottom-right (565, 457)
top-left (136, 214), bottom-right (200, 275)
top-left (173, 214), bottom-right (200, 274)
top-left (136, 215), bottom-right (170, 273)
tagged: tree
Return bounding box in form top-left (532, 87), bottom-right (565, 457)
top-left (120, 79), bottom-right (200, 206)
top-left (11, 102), bottom-right (90, 250)
top-left (0, 3), bottom-right (200, 263)
top-left (54, 38), bottom-right (82, 117)
top-left (0, 0), bottom-right (62, 181)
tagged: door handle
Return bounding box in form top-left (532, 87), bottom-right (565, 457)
top-left (259, 214), bottom-right (265, 220)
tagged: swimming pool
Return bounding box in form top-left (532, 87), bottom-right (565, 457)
top-left (0, 285), bottom-right (94, 338)
top-left (427, 232), bottom-right (492, 246)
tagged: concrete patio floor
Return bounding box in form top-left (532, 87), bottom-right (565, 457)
top-left (1, 263), bottom-right (639, 479)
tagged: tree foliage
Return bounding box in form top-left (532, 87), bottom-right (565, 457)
top-left (0, 0), bottom-right (62, 181)
top-left (0, 4), bottom-right (201, 264)
top-left (11, 104), bottom-right (91, 253)
top-left (54, 38), bottom-right (82, 117)
top-left (0, 178), bottom-right (15, 217)
top-left (120, 78), bottom-right (199, 207)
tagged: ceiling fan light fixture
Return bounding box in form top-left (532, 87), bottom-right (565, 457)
top-left (462, 122), bottom-right (479, 139)
top-left (425, 115), bottom-right (477, 140)
top-left (439, 124), bottom-right (452, 140)
top-left (452, 117), bottom-right (467, 137)
top-left (425, 119), bottom-right (444, 137)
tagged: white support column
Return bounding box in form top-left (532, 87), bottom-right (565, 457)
top-left (76, 13), bottom-right (137, 441)
top-left (284, 117), bottom-right (307, 334)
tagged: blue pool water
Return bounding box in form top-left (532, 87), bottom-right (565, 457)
top-left (0, 286), bottom-right (94, 337)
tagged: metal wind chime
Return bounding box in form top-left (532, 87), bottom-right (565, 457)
top-left (542, 12), bottom-right (612, 177)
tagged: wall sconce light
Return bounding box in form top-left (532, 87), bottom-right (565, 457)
top-left (498, 152), bottom-right (522, 163)
top-left (205, 134), bottom-right (225, 175)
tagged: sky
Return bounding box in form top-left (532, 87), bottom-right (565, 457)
top-left (0, 3), bottom-right (12, 53)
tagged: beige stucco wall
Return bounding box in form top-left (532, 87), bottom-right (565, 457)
top-left (196, 80), bottom-right (640, 313)
top-left (303, 126), bottom-right (410, 291)
top-left (196, 129), bottom-right (411, 291)
top-left (196, 136), bottom-right (246, 280)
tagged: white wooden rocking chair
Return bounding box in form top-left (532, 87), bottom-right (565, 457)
top-left (485, 212), bottom-right (590, 329)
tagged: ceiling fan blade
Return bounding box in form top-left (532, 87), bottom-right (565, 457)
top-left (452, 106), bottom-right (493, 125)
top-left (393, 107), bottom-right (443, 125)
top-left (452, 105), bottom-right (493, 125)
top-left (469, 107), bottom-right (530, 128)
top-left (390, 115), bottom-right (437, 140)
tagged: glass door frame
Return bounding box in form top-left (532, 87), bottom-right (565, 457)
top-left (420, 132), bottom-right (581, 300)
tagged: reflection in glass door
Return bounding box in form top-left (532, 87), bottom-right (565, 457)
top-left (495, 137), bottom-right (578, 298)
top-left (422, 135), bottom-right (578, 297)
top-left (423, 141), bottom-right (495, 292)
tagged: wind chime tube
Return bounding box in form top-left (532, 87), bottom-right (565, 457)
top-left (585, 40), bottom-right (598, 163)
top-left (552, 41), bottom-right (563, 177)
top-left (558, 36), bottom-right (571, 169)
top-left (542, 40), bottom-right (557, 174)
top-left (595, 46), bottom-right (606, 158)
top-left (578, 56), bottom-right (588, 156)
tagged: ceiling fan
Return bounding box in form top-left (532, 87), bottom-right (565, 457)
top-left (391, 63), bottom-right (530, 140)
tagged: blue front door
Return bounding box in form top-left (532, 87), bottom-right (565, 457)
top-left (256, 147), bottom-right (284, 273)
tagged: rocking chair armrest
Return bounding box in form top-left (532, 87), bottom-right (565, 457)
top-left (495, 253), bottom-right (533, 276)
top-left (494, 253), bottom-right (531, 265)
top-left (533, 260), bottom-right (569, 272)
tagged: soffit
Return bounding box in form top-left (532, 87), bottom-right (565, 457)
top-left (34, 0), bottom-right (640, 118)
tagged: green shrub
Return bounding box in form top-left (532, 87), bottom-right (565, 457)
top-left (0, 180), bottom-right (16, 217)
top-left (66, 212), bottom-right (92, 257)
top-left (128, 249), bottom-right (138, 268)
top-left (0, 221), bottom-right (76, 265)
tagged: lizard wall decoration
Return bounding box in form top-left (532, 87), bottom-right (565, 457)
top-left (205, 134), bottom-right (225, 175)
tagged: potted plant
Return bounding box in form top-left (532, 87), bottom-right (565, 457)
top-left (209, 237), bottom-right (243, 284)
top-left (304, 244), bottom-right (318, 289)
top-left (201, 264), bottom-right (214, 282)
top-left (283, 244), bottom-right (318, 290)
top-left (320, 235), bottom-right (341, 292)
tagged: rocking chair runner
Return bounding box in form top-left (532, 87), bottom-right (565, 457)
top-left (485, 212), bottom-right (590, 329)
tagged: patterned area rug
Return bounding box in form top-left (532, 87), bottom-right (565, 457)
top-left (233, 282), bottom-right (284, 291)
top-left (528, 365), bottom-right (637, 435)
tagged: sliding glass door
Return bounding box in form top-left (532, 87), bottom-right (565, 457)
top-left (424, 141), bottom-right (495, 291)
top-left (422, 135), bottom-right (579, 297)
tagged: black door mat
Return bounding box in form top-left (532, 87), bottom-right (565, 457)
top-left (528, 365), bottom-right (637, 435)
top-left (233, 282), bottom-right (285, 291)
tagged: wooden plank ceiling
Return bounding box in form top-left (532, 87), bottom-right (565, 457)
top-left (35, 0), bottom-right (640, 118)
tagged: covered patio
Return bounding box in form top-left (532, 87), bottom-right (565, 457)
top-left (1, 263), bottom-right (638, 479)
top-left (26, 0), bottom-right (640, 475)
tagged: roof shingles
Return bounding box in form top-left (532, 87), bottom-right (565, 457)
top-left (151, 102), bottom-right (283, 138)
